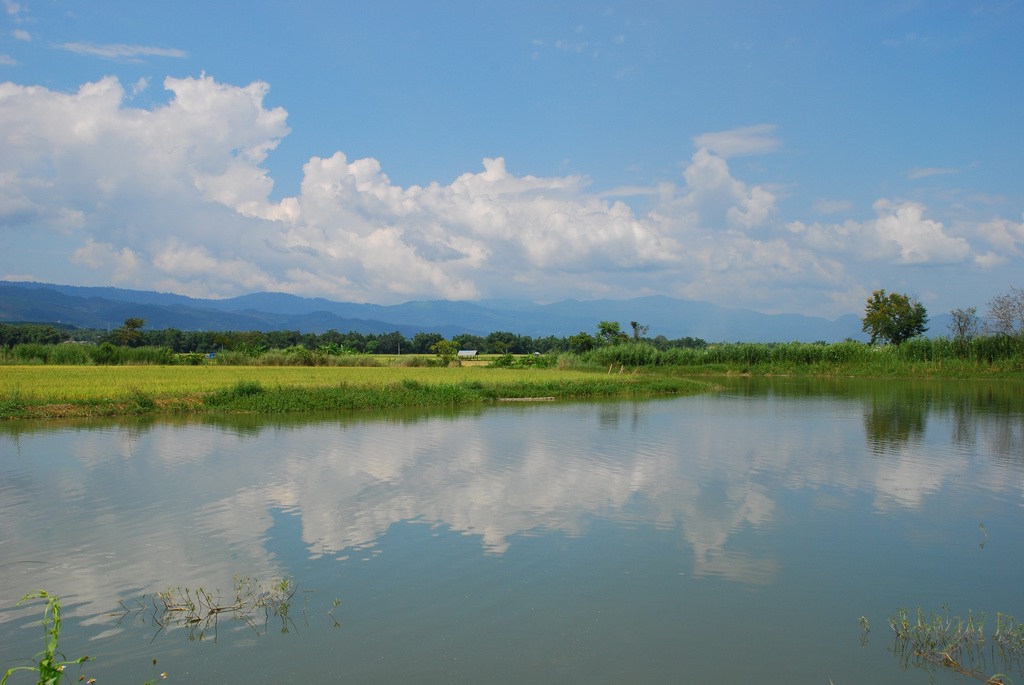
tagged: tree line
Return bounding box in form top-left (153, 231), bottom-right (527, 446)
top-left (0, 319), bottom-right (709, 356)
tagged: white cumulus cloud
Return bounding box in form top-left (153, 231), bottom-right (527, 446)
top-left (868, 200), bottom-right (972, 264)
top-left (973, 216), bottom-right (1024, 263)
top-left (786, 200), bottom-right (971, 266)
top-left (0, 74), bottom-right (1009, 316)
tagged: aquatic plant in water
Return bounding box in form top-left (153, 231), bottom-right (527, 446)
top-left (1, 591), bottom-right (92, 685)
top-left (2, 591), bottom-right (169, 685)
top-left (887, 607), bottom-right (1024, 683)
top-left (119, 576), bottom-right (297, 642)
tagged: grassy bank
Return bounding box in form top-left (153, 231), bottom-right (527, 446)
top-left (0, 365), bottom-right (712, 420)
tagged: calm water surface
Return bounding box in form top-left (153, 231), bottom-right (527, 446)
top-left (1, 377), bottom-right (1022, 684)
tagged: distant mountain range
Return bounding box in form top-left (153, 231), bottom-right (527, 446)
top-left (0, 280), bottom-right (892, 342)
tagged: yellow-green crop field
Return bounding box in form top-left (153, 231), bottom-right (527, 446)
top-left (0, 364), bottom-right (606, 402)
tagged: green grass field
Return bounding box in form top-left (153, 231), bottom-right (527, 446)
top-left (0, 364), bottom-right (711, 419)
top-left (0, 365), bottom-right (599, 401)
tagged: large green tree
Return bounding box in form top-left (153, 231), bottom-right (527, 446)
top-left (430, 339), bottom-right (459, 366)
top-left (596, 321), bottom-right (627, 345)
top-left (568, 331), bottom-right (595, 353)
top-left (113, 317), bottom-right (146, 347)
top-left (861, 290), bottom-right (928, 345)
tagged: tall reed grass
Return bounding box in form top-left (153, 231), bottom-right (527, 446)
top-left (3, 336), bottom-right (1023, 377)
top-left (571, 338), bottom-right (1024, 376)
top-left (2, 343), bottom-right (178, 366)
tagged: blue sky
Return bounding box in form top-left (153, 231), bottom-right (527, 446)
top-left (1, 1), bottom-right (1021, 319)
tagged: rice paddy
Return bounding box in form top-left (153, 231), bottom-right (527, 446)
top-left (0, 364), bottom-right (711, 419)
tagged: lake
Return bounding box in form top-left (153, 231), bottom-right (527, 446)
top-left (1, 377), bottom-right (1022, 684)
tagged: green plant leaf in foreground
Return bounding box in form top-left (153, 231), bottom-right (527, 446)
top-left (2, 591), bottom-right (92, 685)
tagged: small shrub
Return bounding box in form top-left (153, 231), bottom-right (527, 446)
top-left (232, 380), bottom-right (265, 397)
top-left (126, 386), bottom-right (156, 412)
top-left (282, 345), bottom-right (315, 366)
top-left (489, 353), bottom-right (516, 368)
top-left (91, 342), bottom-right (120, 365)
top-left (529, 354), bottom-right (557, 368)
top-left (0, 389), bottom-right (27, 419)
top-left (206, 379), bottom-right (265, 406)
